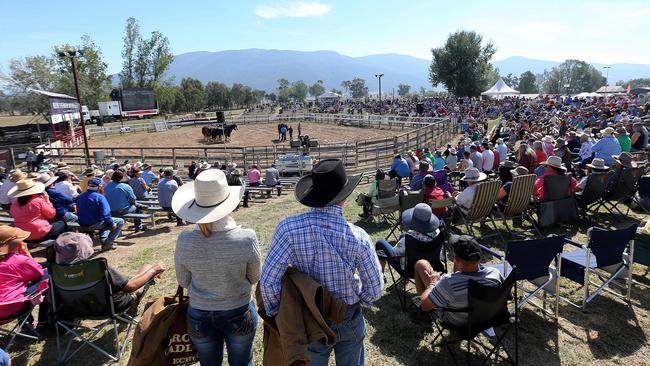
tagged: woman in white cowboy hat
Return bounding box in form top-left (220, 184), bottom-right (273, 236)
top-left (173, 169), bottom-right (260, 365)
top-left (533, 156), bottom-right (577, 201)
top-left (9, 179), bottom-right (67, 242)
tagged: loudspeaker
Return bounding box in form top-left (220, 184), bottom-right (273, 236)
top-left (416, 103), bottom-right (424, 115)
top-left (216, 111), bottom-right (225, 123)
top-left (110, 89), bottom-right (121, 101)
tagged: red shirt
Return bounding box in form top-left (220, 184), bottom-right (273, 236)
top-left (533, 171), bottom-right (577, 200)
top-left (10, 195), bottom-right (56, 241)
top-left (425, 186), bottom-right (448, 214)
top-left (535, 150), bottom-right (548, 167)
top-left (0, 253), bottom-right (44, 318)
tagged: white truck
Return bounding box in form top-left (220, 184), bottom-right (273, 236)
top-left (276, 155), bottom-right (313, 176)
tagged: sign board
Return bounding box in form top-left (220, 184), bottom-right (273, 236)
top-left (49, 97), bottom-right (80, 125)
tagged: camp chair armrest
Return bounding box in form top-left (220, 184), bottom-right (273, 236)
top-left (435, 306), bottom-right (472, 313)
top-left (375, 250), bottom-right (406, 260)
top-left (564, 238), bottom-right (585, 248)
top-left (479, 244), bottom-right (504, 260)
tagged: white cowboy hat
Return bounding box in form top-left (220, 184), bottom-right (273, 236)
top-left (200, 162), bottom-right (211, 170)
top-left (586, 158), bottom-right (610, 170)
top-left (540, 156), bottom-right (566, 171)
top-left (602, 127), bottom-right (615, 137)
top-left (8, 179), bottom-right (45, 198)
top-left (460, 167), bottom-right (487, 182)
top-left (35, 173), bottom-right (58, 187)
top-left (172, 169), bottom-right (244, 224)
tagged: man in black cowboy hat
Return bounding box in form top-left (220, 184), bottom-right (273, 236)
top-left (259, 159), bottom-right (383, 365)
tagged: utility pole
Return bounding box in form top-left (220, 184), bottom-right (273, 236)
top-left (58, 47), bottom-right (91, 166)
top-left (374, 73), bottom-right (384, 115)
top-left (603, 66), bottom-right (611, 86)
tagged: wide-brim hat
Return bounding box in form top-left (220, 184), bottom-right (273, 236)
top-left (200, 162), bottom-right (211, 170)
top-left (82, 167), bottom-right (96, 176)
top-left (496, 138), bottom-right (504, 144)
top-left (510, 166), bottom-right (530, 177)
top-left (172, 169), bottom-right (244, 224)
top-left (294, 159), bottom-right (361, 208)
top-left (500, 160), bottom-right (517, 169)
top-left (36, 173), bottom-right (58, 187)
top-left (587, 158), bottom-right (610, 170)
top-left (135, 161), bottom-right (143, 168)
top-left (460, 168), bottom-right (487, 182)
top-left (555, 138), bottom-right (566, 147)
top-left (8, 179), bottom-right (45, 198)
top-left (0, 225), bottom-right (30, 256)
top-left (613, 152), bottom-right (637, 168)
top-left (540, 156), bottom-right (566, 171)
top-left (615, 127), bottom-right (628, 135)
top-left (54, 232), bottom-right (94, 265)
top-left (402, 203), bottom-right (440, 236)
top-left (10, 170), bottom-right (26, 182)
top-left (142, 163), bottom-right (151, 170)
top-left (602, 127), bottom-right (615, 136)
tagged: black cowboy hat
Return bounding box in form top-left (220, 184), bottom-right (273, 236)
top-left (294, 159), bottom-right (362, 208)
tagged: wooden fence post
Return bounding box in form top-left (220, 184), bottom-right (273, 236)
top-left (172, 148), bottom-right (177, 168)
top-left (140, 148), bottom-right (145, 162)
top-left (243, 147), bottom-right (247, 169)
top-left (9, 148), bottom-right (15, 169)
top-left (355, 141), bottom-right (359, 168)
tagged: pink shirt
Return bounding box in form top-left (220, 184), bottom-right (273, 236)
top-left (0, 253), bottom-right (44, 318)
top-left (10, 196), bottom-right (56, 241)
top-left (247, 169), bottom-right (261, 184)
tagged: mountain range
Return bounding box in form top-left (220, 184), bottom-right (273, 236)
top-left (120, 49), bottom-right (650, 92)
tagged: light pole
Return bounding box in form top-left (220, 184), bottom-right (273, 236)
top-left (57, 46), bottom-right (91, 166)
top-left (374, 73), bottom-right (384, 115)
top-left (603, 66), bottom-right (611, 86)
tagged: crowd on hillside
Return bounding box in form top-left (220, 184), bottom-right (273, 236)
top-left (0, 92), bottom-right (649, 365)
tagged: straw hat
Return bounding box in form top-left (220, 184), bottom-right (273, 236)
top-left (8, 179), bottom-right (45, 198)
top-left (602, 127), bottom-right (615, 137)
top-left (540, 156), bottom-right (566, 171)
top-left (586, 158), bottom-right (610, 170)
top-left (615, 127), bottom-right (628, 136)
top-left (172, 169), bottom-right (244, 224)
top-left (510, 166), bottom-right (530, 177)
top-left (36, 173), bottom-right (58, 187)
top-left (496, 138), bottom-right (504, 144)
top-left (500, 160), bottom-right (517, 169)
top-left (460, 167), bottom-right (487, 182)
top-left (134, 161), bottom-right (143, 168)
top-left (199, 162), bottom-right (211, 170)
top-left (9, 170), bottom-right (26, 183)
top-left (0, 225), bottom-right (30, 256)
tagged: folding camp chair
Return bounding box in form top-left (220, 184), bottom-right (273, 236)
top-left (455, 180), bottom-right (504, 241)
top-left (496, 174), bottom-right (540, 238)
top-left (372, 178), bottom-right (400, 239)
top-left (537, 175), bottom-right (578, 228)
top-left (49, 258), bottom-right (139, 363)
top-left (481, 236), bottom-right (565, 320)
top-left (633, 232), bottom-right (650, 289)
top-left (631, 175), bottom-right (650, 214)
top-left (429, 269), bottom-right (518, 365)
top-left (378, 233), bottom-right (446, 310)
top-left (0, 279), bottom-right (49, 350)
top-left (389, 188), bottom-right (425, 238)
top-left (594, 166), bottom-right (644, 218)
top-left (574, 171), bottom-right (614, 223)
top-left (560, 224), bottom-right (637, 310)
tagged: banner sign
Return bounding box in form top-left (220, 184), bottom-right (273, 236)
top-left (49, 97), bottom-right (80, 125)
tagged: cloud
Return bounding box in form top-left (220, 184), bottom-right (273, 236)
top-left (255, 1), bottom-right (331, 19)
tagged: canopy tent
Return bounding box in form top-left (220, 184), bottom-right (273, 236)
top-left (481, 78), bottom-right (519, 98)
top-left (595, 85), bottom-right (625, 94)
top-left (317, 91), bottom-right (342, 100)
top-left (573, 92), bottom-right (600, 98)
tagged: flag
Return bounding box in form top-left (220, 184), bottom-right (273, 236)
top-left (627, 83), bottom-right (631, 94)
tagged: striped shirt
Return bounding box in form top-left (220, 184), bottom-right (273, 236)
top-left (428, 266), bottom-right (503, 326)
top-left (259, 205), bottom-right (384, 316)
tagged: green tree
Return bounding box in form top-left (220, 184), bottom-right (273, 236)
top-left (348, 77), bottom-right (368, 99)
top-left (8, 55), bottom-right (61, 115)
top-left (539, 59), bottom-right (605, 94)
top-left (277, 78), bottom-right (290, 102)
top-left (119, 17), bottom-right (140, 88)
top-left (53, 35), bottom-right (111, 109)
top-left (340, 80), bottom-right (352, 95)
top-left (397, 83), bottom-right (411, 96)
top-left (266, 92), bottom-right (277, 102)
top-left (616, 78), bottom-right (650, 88)
top-left (517, 71), bottom-right (538, 93)
top-left (429, 30), bottom-right (497, 97)
top-left (154, 82), bottom-right (180, 113)
top-left (180, 77), bottom-right (205, 112)
top-left (502, 73), bottom-right (519, 89)
top-left (309, 80), bottom-right (325, 97)
top-left (205, 81), bottom-right (230, 109)
top-left (290, 80), bottom-right (309, 101)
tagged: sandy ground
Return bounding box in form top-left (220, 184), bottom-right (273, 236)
top-left (90, 122), bottom-right (406, 148)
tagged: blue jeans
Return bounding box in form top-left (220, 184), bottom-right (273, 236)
top-left (375, 239), bottom-right (404, 275)
top-left (83, 218), bottom-right (125, 245)
top-left (112, 205), bottom-right (141, 228)
top-left (61, 211), bottom-right (78, 223)
top-left (307, 304), bottom-right (365, 366)
top-left (0, 348), bottom-right (10, 366)
top-left (187, 302), bottom-right (257, 366)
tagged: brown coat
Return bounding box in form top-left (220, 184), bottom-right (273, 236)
top-left (256, 269), bottom-right (347, 366)
top-left (127, 294), bottom-right (181, 366)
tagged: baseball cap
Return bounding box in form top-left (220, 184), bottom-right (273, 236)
top-left (449, 234), bottom-right (482, 262)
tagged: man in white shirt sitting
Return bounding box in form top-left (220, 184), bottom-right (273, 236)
top-left (481, 142), bottom-right (495, 174)
top-left (453, 168), bottom-right (487, 214)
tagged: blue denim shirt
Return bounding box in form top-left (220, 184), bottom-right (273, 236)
top-left (157, 178), bottom-right (178, 208)
top-left (591, 136), bottom-right (621, 165)
top-left (104, 182), bottom-right (136, 212)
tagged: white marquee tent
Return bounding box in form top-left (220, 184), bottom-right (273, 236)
top-left (481, 78), bottom-right (519, 98)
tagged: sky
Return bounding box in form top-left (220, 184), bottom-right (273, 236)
top-left (1, 0), bottom-right (649, 75)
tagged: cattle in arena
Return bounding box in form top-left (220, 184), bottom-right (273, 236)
top-left (202, 124), bottom-right (238, 143)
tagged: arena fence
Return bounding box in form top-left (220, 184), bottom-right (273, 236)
top-left (7, 114), bottom-right (457, 175)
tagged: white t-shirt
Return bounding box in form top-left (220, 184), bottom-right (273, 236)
top-left (54, 180), bottom-right (79, 198)
top-left (456, 184), bottom-right (478, 214)
top-left (481, 150), bottom-right (495, 172)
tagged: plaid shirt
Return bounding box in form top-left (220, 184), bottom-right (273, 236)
top-left (260, 205), bottom-right (384, 316)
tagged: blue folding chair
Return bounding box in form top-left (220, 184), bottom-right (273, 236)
top-left (560, 224), bottom-right (637, 310)
top-left (481, 235), bottom-right (565, 320)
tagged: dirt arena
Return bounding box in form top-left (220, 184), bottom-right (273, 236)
top-left (90, 122), bottom-right (406, 148)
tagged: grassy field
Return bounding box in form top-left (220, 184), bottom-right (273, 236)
top-left (5, 182), bottom-right (650, 366)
